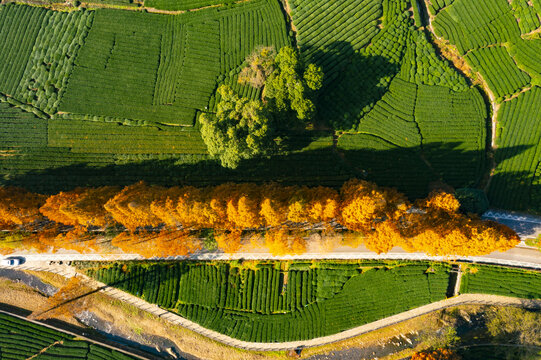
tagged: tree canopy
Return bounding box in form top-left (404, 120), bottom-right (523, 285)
top-left (263, 46), bottom-right (324, 121)
top-left (0, 181), bottom-right (520, 258)
top-left (200, 85), bottom-right (274, 168)
top-left (200, 46), bottom-right (324, 169)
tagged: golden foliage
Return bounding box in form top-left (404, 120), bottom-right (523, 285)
top-left (39, 228), bottom-right (101, 254)
top-left (111, 230), bottom-right (201, 258)
top-left (0, 181), bottom-right (521, 258)
top-left (264, 229), bottom-right (307, 256)
top-left (287, 186), bottom-right (339, 223)
top-left (104, 181), bottom-right (164, 231)
top-left (215, 230), bottom-right (243, 254)
top-left (40, 187), bottom-right (119, 227)
top-left (221, 183), bottom-right (262, 229)
top-left (339, 179), bottom-right (407, 232)
top-left (363, 221), bottom-right (400, 254)
top-left (421, 191), bottom-right (461, 214)
top-left (175, 186), bottom-right (224, 228)
top-left (150, 186), bottom-right (184, 227)
top-left (64, 186), bottom-right (119, 227)
top-left (259, 183), bottom-right (290, 226)
top-left (0, 187), bottom-right (45, 225)
top-left (411, 348), bottom-right (461, 360)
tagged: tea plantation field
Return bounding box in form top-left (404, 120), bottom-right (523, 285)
top-left (86, 261), bottom-right (452, 342)
top-left (0, 312), bottom-right (138, 359)
top-left (431, 0), bottom-right (541, 211)
top-left (460, 264), bottom-right (541, 299)
top-left (0, 0), bottom-right (539, 209)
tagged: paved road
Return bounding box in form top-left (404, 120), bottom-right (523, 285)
top-left (483, 210), bottom-right (541, 239)
top-left (3, 243), bottom-right (540, 269)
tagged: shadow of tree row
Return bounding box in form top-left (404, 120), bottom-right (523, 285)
top-left (0, 143), bottom-right (535, 211)
top-left (307, 41), bottom-right (400, 130)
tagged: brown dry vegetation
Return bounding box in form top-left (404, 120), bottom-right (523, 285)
top-left (0, 278), bottom-right (49, 312)
top-left (431, 38), bottom-right (478, 83)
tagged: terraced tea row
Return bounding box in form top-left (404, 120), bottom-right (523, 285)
top-left (0, 312), bottom-right (137, 360)
top-left (460, 264), bottom-right (541, 299)
top-left (431, 0), bottom-right (541, 211)
top-left (337, 76), bottom-right (486, 197)
top-left (86, 261), bottom-right (451, 342)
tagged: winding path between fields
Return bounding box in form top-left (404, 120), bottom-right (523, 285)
top-left (1, 246), bottom-right (540, 352)
top-left (3, 261), bottom-right (541, 352)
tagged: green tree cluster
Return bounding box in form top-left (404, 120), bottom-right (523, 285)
top-left (200, 85), bottom-right (274, 169)
top-left (200, 46), bottom-right (323, 169)
top-left (263, 46), bottom-right (323, 121)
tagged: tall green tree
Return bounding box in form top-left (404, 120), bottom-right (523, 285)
top-left (200, 46), bottom-right (324, 168)
top-left (263, 46), bottom-right (324, 121)
top-left (200, 85), bottom-right (274, 169)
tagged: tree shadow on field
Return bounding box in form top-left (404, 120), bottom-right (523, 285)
top-left (1, 142), bottom-right (534, 209)
top-left (304, 41), bottom-right (400, 130)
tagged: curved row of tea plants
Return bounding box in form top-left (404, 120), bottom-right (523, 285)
top-left (460, 264), bottom-right (541, 299)
top-left (86, 260), bottom-right (452, 342)
top-left (0, 312), bottom-right (137, 360)
top-left (431, 0), bottom-right (541, 212)
top-left (290, 0), bottom-right (487, 199)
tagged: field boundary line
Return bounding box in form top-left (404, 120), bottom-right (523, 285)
top-left (4, 263), bottom-right (540, 351)
top-left (0, 308), bottom-right (151, 359)
top-left (75, 275), bottom-right (541, 351)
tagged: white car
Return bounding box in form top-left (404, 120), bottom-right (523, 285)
top-left (1, 258), bottom-right (22, 266)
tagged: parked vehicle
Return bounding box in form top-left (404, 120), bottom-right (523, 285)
top-left (0, 257), bottom-right (23, 266)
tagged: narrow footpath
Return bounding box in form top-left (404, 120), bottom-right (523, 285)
top-left (3, 263), bottom-right (540, 352)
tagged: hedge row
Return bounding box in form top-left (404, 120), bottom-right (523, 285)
top-left (460, 264), bottom-right (541, 299)
top-left (0, 313), bottom-right (137, 359)
top-left (88, 261), bottom-right (452, 342)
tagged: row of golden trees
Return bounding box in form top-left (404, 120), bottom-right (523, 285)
top-left (0, 180), bottom-right (519, 256)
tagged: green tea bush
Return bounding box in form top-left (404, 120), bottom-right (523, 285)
top-left (460, 264), bottom-right (541, 299)
top-left (0, 5), bottom-right (49, 96)
top-left (88, 261), bottom-right (451, 342)
top-left (0, 313), bottom-right (137, 359)
top-left (488, 86), bottom-right (541, 210)
top-left (466, 46), bottom-right (531, 99)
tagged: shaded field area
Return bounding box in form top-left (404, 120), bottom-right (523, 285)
top-left (0, 0), bottom-right (490, 205)
top-left (431, 0), bottom-right (541, 212)
top-left (1, 142), bottom-right (527, 202)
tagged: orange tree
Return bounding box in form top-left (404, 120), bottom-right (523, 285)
top-left (399, 191), bottom-right (520, 256)
top-left (0, 187), bottom-right (45, 226)
top-left (339, 179), bottom-right (408, 233)
top-left (411, 348), bottom-right (461, 360)
top-left (111, 230), bottom-right (201, 258)
top-left (104, 181), bottom-right (165, 231)
top-left (264, 229), bottom-right (307, 256)
top-left (40, 186), bottom-right (119, 228)
top-left (0, 181), bottom-right (521, 257)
